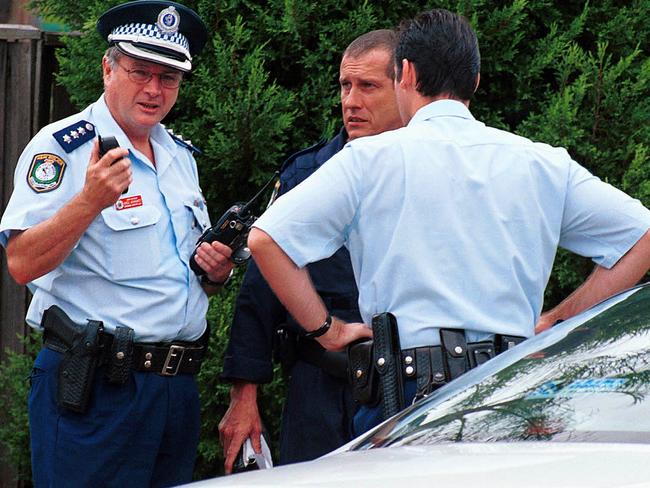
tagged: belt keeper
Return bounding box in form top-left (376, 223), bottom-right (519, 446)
top-left (105, 325), bottom-right (134, 385)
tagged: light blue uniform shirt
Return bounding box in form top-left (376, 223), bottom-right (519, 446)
top-left (255, 100), bottom-right (650, 349)
top-left (0, 95), bottom-right (210, 342)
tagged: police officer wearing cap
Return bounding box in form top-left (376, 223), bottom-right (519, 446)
top-left (0, 1), bottom-right (230, 485)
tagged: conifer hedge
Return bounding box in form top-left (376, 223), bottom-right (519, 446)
top-left (3, 0), bottom-right (649, 481)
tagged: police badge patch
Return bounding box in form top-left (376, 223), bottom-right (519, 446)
top-left (27, 153), bottom-right (66, 193)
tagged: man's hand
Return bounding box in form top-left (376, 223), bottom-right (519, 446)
top-left (317, 317), bottom-right (373, 351)
top-left (6, 140), bottom-right (132, 284)
top-left (534, 313), bottom-right (558, 334)
top-left (79, 140), bottom-right (131, 213)
top-left (219, 382), bottom-right (262, 474)
top-left (535, 230), bottom-right (650, 335)
top-left (194, 240), bottom-right (235, 285)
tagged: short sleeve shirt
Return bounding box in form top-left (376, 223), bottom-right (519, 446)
top-left (0, 95), bottom-right (210, 342)
top-left (254, 100), bottom-right (650, 349)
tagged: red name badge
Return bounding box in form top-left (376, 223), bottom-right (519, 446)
top-left (115, 195), bottom-right (143, 211)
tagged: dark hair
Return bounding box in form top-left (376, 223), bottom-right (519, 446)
top-left (343, 29), bottom-right (397, 80)
top-left (395, 9), bottom-right (480, 100)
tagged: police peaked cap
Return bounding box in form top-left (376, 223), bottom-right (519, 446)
top-left (97, 0), bottom-right (208, 72)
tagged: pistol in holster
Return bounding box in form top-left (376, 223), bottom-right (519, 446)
top-left (42, 306), bottom-right (103, 413)
top-left (42, 305), bottom-right (134, 413)
top-left (347, 312), bottom-right (404, 421)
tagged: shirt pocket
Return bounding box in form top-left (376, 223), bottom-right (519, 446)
top-left (182, 199), bottom-right (211, 259)
top-left (100, 205), bottom-right (162, 280)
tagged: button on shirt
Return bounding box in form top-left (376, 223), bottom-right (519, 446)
top-left (0, 95), bottom-right (210, 342)
top-left (254, 100), bottom-right (650, 349)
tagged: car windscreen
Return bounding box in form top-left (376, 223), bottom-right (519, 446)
top-left (353, 285), bottom-right (650, 449)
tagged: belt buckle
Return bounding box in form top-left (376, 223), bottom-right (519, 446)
top-left (161, 344), bottom-right (185, 376)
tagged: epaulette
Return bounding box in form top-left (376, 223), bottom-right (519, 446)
top-left (165, 127), bottom-right (202, 154)
top-left (52, 120), bottom-right (96, 153)
top-left (279, 138), bottom-right (327, 173)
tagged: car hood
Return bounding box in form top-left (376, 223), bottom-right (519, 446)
top-left (187, 442), bottom-right (650, 487)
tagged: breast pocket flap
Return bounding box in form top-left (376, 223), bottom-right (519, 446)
top-left (101, 205), bottom-right (161, 231)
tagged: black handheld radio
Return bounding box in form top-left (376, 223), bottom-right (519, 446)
top-left (190, 172), bottom-right (278, 275)
top-left (98, 135), bottom-right (128, 194)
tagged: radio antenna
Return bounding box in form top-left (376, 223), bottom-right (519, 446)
top-left (240, 171), bottom-right (279, 216)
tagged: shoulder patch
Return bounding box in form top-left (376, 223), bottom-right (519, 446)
top-left (53, 120), bottom-right (96, 153)
top-left (27, 153), bottom-right (66, 193)
top-left (166, 127), bottom-right (202, 154)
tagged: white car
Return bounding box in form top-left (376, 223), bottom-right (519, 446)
top-left (188, 284), bottom-right (650, 487)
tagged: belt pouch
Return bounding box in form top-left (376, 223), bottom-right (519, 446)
top-left (372, 312), bottom-right (404, 420)
top-left (105, 325), bottom-right (134, 384)
top-left (347, 339), bottom-right (378, 405)
top-left (440, 328), bottom-right (469, 380)
top-left (57, 319), bottom-right (103, 413)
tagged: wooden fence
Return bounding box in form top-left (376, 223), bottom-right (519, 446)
top-left (0, 24), bottom-right (75, 487)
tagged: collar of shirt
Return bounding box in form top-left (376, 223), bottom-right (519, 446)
top-left (408, 99), bottom-right (475, 126)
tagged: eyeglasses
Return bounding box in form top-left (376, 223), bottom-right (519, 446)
top-left (116, 62), bottom-right (183, 89)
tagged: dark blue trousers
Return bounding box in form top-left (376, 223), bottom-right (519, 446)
top-left (279, 360), bottom-right (356, 464)
top-left (352, 379), bottom-right (418, 436)
top-left (29, 347), bottom-right (200, 487)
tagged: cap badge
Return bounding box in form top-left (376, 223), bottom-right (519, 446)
top-left (157, 6), bottom-right (180, 33)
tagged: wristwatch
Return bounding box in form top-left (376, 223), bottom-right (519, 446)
top-left (201, 268), bottom-right (234, 287)
top-left (303, 314), bottom-right (332, 339)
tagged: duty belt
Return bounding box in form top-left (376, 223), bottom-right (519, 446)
top-left (41, 305), bottom-right (207, 413)
top-left (348, 324), bottom-right (526, 412)
top-left (401, 329), bottom-right (526, 398)
top-left (44, 321), bottom-right (206, 376)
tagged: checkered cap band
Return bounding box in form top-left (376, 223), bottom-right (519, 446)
top-left (110, 23), bottom-right (190, 53)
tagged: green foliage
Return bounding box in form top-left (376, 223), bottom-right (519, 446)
top-left (0, 332), bottom-right (42, 482)
top-left (4, 0), bottom-right (648, 483)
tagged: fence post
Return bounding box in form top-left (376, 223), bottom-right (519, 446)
top-left (0, 24), bottom-right (75, 487)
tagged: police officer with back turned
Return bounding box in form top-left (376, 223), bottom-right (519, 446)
top-left (248, 8), bottom-right (650, 436)
top-left (0, 1), bottom-right (233, 485)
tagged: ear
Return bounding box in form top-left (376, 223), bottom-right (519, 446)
top-left (399, 59), bottom-right (417, 90)
top-left (102, 56), bottom-right (113, 81)
top-left (474, 73), bottom-right (481, 93)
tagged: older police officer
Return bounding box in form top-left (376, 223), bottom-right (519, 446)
top-left (0, 1), bottom-right (233, 485)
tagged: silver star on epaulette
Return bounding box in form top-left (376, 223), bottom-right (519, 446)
top-left (78, 126), bottom-right (86, 135)
top-left (70, 130), bottom-right (79, 139)
top-left (63, 134), bottom-right (72, 143)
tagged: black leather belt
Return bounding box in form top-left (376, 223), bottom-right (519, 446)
top-left (401, 330), bottom-right (526, 397)
top-left (296, 326), bottom-right (526, 396)
top-left (131, 342), bottom-right (205, 375)
top-left (45, 331), bottom-right (206, 376)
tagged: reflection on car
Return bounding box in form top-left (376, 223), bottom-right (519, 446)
top-left (187, 283), bottom-right (650, 488)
